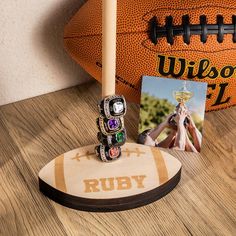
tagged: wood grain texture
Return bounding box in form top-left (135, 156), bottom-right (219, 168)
top-left (38, 143), bottom-right (182, 211)
top-left (0, 81), bottom-right (235, 236)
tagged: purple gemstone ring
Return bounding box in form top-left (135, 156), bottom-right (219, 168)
top-left (96, 116), bottom-right (124, 135)
top-left (107, 118), bottom-right (120, 130)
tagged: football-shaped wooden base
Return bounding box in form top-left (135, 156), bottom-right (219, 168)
top-left (39, 143), bottom-right (182, 212)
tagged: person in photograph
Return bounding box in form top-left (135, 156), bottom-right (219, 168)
top-left (186, 114), bottom-right (202, 152)
top-left (138, 103), bottom-right (202, 153)
top-left (137, 113), bottom-right (176, 148)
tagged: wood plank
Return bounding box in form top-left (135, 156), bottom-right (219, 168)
top-left (0, 118), bottom-right (68, 236)
top-left (0, 81), bottom-right (235, 235)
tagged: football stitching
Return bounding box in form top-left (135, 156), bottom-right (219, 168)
top-left (149, 15), bottom-right (236, 45)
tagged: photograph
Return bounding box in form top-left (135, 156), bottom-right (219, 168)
top-left (138, 76), bottom-right (208, 153)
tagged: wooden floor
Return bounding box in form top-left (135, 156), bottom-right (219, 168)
top-left (0, 81), bottom-right (235, 236)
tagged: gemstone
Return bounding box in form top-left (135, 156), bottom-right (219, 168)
top-left (109, 147), bottom-right (120, 159)
top-left (113, 102), bottom-right (124, 114)
top-left (108, 119), bottom-right (119, 130)
top-left (116, 132), bottom-right (125, 143)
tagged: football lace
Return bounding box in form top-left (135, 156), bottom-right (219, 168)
top-left (149, 15), bottom-right (236, 45)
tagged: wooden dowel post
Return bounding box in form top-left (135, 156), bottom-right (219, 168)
top-left (102, 0), bottom-right (117, 98)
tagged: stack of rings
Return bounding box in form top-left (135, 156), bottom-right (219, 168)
top-left (95, 95), bottom-right (127, 162)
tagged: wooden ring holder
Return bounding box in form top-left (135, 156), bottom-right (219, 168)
top-left (38, 0), bottom-right (182, 212)
top-left (39, 143), bottom-right (182, 212)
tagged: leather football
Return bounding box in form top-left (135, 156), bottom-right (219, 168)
top-left (64, 0), bottom-right (236, 112)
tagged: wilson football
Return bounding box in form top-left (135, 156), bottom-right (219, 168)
top-left (64, 0), bottom-right (236, 112)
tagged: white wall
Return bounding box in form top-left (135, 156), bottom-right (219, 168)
top-left (0, 0), bottom-right (90, 106)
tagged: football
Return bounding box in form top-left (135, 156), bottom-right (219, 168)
top-left (64, 0), bottom-right (236, 112)
top-left (39, 143), bottom-right (182, 211)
